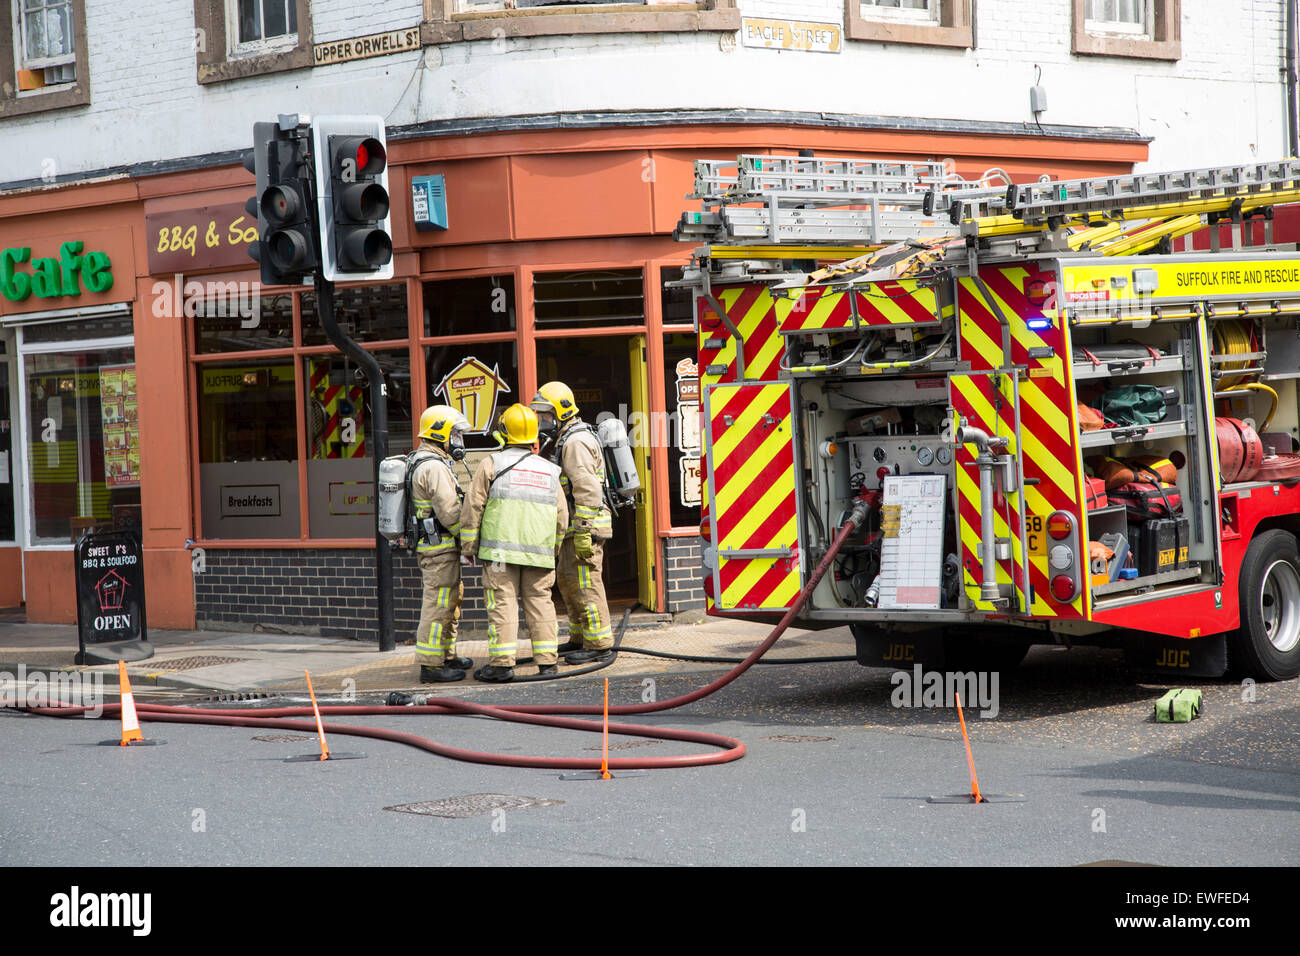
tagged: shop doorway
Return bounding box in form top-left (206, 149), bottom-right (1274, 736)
top-left (536, 334), bottom-right (655, 609)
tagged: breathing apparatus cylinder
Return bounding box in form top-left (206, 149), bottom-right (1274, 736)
top-left (597, 417), bottom-right (641, 502)
top-left (378, 455), bottom-right (409, 541)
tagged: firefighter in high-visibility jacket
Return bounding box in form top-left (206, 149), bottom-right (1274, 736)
top-left (459, 403), bottom-right (568, 683)
top-left (531, 381), bottom-right (615, 665)
top-left (412, 405), bottom-right (475, 683)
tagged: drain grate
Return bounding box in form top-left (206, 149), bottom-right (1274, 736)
top-left (147, 656), bottom-right (248, 672)
top-left (583, 739), bottom-right (662, 751)
top-left (385, 794), bottom-right (564, 818)
top-left (762, 734), bottom-right (834, 743)
top-left (252, 734), bottom-right (315, 743)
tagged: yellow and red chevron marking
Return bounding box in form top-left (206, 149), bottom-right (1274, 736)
top-left (312, 385), bottom-right (368, 458)
top-left (697, 286), bottom-right (790, 386)
top-left (956, 265), bottom-right (1083, 619)
top-left (779, 280), bottom-right (940, 332)
top-left (708, 382), bottom-right (801, 611)
top-left (951, 372), bottom-right (1030, 614)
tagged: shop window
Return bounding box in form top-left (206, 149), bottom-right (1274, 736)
top-left (0, 0), bottom-right (91, 121)
top-left (305, 349), bottom-right (412, 538)
top-left (192, 0), bottom-right (313, 85)
top-left (23, 345), bottom-right (140, 545)
top-left (197, 358), bottom-right (300, 539)
top-left (533, 270), bottom-right (644, 328)
top-left (423, 0), bottom-right (739, 43)
top-left (661, 266), bottom-right (693, 326)
top-left (22, 313), bottom-right (132, 344)
top-left (426, 340), bottom-right (517, 452)
top-left (664, 332), bottom-right (701, 529)
top-left (845, 0), bottom-right (971, 47)
top-left (193, 293), bottom-right (294, 354)
top-left (303, 283), bottom-right (409, 346)
top-left (424, 276), bottom-right (515, 337)
top-left (1072, 0), bottom-right (1179, 59)
top-left (0, 364), bottom-right (14, 542)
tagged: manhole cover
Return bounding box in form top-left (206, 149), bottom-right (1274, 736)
top-left (583, 739), bottom-right (661, 751)
top-left (252, 734), bottom-right (315, 743)
top-left (385, 794), bottom-right (564, 818)
top-left (761, 734), bottom-right (834, 743)
top-left (147, 656), bottom-right (248, 672)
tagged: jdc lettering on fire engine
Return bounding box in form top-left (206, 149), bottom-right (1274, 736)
top-left (75, 529), bottom-right (152, 665)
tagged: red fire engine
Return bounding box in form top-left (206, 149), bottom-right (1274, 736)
top-left (681, 156), bottom-right (1300, 681)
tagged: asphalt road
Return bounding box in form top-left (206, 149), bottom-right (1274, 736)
top-left (2, 644), bottom-right (1296, 869)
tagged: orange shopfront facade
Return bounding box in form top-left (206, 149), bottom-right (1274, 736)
top-left (0, 117), bottom-right (1147, 635)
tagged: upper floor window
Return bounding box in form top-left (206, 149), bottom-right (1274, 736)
top-left (0, 0), bottom-right (89, 120)
top-left (1072, 0), bottom-right (1179, 60)
top-left (846, 0), bottom-right (970, 48)
top-left (423, 0), bottom-right (739, 43)
top-left (1085, 0), bottom-right (1148, 35)
top-left (17, 0), bottom-right (76, 83)
top-left (194, 0), bottom-right (313, 85)
top-left (860, 0), bottom-right (938, 22)
top-left (230, 0), bottom-right (299, 57)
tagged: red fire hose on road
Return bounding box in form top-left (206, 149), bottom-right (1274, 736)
top-left (26, 503), bottom-right (870, 772)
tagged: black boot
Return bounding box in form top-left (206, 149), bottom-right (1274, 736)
top-left (444, 655), bottom-right (474, 671)
top-left (564, 648), bottom-right (614, 665)
top-left (537, 664), bottom-right (558, 676)
top-left (421, 665), bottom-right (466, 683)
top-left (474, 664), bottom-right (515, 683)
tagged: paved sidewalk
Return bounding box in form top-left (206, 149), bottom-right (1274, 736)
top-left (0, 613), bottom-right (857, 697)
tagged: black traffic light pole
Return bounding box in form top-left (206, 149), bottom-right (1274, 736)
top-left (314, 272), bottom-right (396, 653)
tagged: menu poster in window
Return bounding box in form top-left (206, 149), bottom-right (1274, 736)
top-left (100, 364), bottom-right (140, 487)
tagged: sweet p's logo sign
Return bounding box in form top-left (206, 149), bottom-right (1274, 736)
top-left (435, 356), bottom-right (511, 434)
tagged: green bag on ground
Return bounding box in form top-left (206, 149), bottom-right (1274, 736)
top-left (1100, 385), bottom-right (1167, 426)
top-left (1154, 688), bottom-right (1202, 723)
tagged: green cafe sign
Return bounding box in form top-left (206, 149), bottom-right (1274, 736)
top-left (1, 241), bottom-right (113, 302)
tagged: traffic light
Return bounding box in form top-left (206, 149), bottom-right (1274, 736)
top-left (312, 116), bottom-right (393, 281)
top-left (242, 116), bottom-right (319, 286)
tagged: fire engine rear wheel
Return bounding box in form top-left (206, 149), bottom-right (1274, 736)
top-left (1231, 529), bottom-right (1300, 681)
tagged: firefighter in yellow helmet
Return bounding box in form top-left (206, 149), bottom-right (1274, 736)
top-left (459, 403), bottom-right (568, 682)
top-left (531, 381), bottom-right (615, 664)
top-left (412, 405), bottom-right (474, 682)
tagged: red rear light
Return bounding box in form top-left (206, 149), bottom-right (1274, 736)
top-left (702, 310), bottom-right (722, 329)
top-left (1047, 512), bottom-right (1073, 539)
top-left (702, 575), bottom-right (715, 600)
top-left (1050, 575), bottom-right (1076, 602)
top-left (700, 518), bottom-right (712, 540)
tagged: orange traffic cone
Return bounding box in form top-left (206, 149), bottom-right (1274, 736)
top-left (117, 660), bottom-right (143, 746)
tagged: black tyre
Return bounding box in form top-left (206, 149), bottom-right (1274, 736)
top-left (1231, 529), bottom-right (1300, 681)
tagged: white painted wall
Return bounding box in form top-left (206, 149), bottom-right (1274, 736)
top-left (2, 0), bottom-right (1290, 185)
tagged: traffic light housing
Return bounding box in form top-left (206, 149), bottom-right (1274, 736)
top-left (312, 116), bottom-right (393, 281)
top-left (242, 117), bottom-right (320, 286)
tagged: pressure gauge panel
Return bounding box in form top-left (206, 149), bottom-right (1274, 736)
top-left (916, 446), bottom-right (934, 466)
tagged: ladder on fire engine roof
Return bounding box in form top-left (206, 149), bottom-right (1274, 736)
top-left (675, 154), bottom-right (963, 246)
top-left (675, 154), bottom-right (1300, 253)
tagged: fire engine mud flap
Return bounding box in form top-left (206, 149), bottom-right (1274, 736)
top-left (1123, 632), bottom-right (1228, 679)
top-left (704, 381), bottom-right (803, 612)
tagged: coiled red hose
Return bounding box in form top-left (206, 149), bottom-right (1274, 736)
top-left (27, 508), bottom-right (868, 771)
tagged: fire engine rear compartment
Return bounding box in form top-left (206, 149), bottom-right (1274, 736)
top-left (768, 255), bottom-right (1296, 632)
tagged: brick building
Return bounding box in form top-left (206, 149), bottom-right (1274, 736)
top-left (0, 0), bottom-right (1293, 639)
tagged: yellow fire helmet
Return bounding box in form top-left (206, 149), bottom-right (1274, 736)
top-left (531, 381), bottom-right (579, 423)
top-left (418, 404), bottom-right (469, 444)
top-left (498, 403), bottom-right (539, 445)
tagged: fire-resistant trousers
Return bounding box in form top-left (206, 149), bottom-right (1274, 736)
top-left (415, 553), bottom-right (463, 667)
top-left (556, 537), bottom-right (614, 651)
top-left (483, 561), bottom-right (559, 667)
